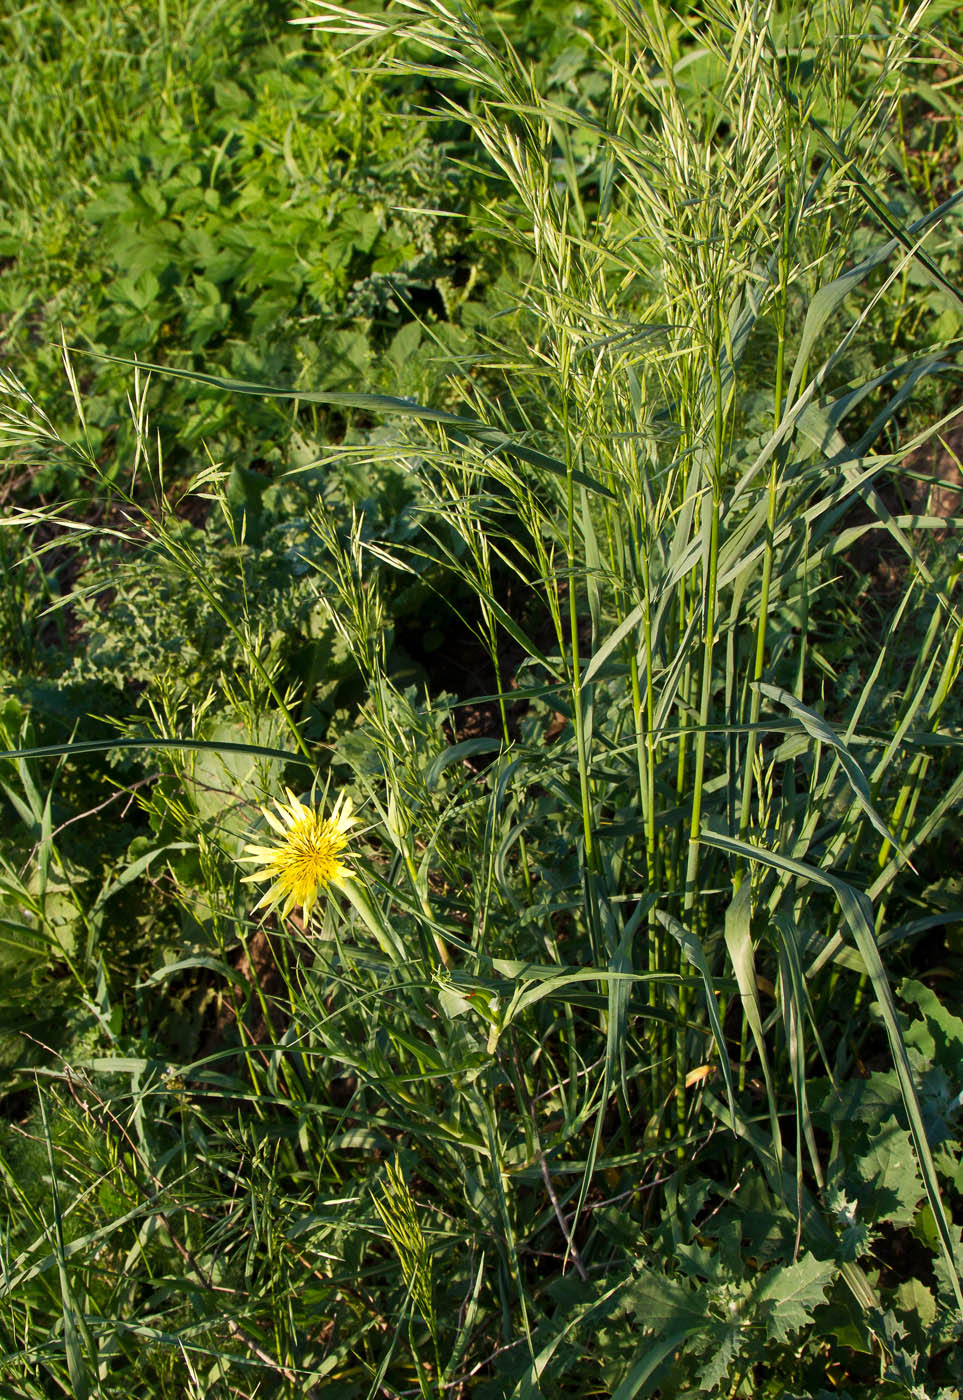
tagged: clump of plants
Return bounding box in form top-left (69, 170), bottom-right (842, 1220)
top-left (1, 0), bottom-right (962, 1396)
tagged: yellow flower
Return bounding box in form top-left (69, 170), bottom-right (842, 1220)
top-left (241, 787), bottom-right (356, 924)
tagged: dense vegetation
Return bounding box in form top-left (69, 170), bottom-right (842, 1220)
top-left (1, 0), bottom-right (962, 1395)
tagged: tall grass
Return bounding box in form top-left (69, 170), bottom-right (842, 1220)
top-left (2, 0), bottom-right (962, 1394)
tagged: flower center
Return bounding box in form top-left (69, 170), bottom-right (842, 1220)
top-left (272, 816), bottom-right (348, 889)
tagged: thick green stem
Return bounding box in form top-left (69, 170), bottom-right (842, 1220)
top-left (684, 350), bottom-right (725, 916)
top-left (678, 328), bottom-right (727, 1147)
top-left (683, 495), bottom-right (721, 907)
top-left (736, 182), bottom-right (792, 888)
top-left (561, 351), bottom-right (597, 909)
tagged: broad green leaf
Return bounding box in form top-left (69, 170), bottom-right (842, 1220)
top-left (857, 1122), bottom-right (922, 1227)
top-left (617, 1266), bottom-right (708, 1335)
top-left (753, 1252), bottom-right (836, 1341)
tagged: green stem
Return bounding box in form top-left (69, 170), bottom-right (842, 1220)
top-left (561, 345), bottom-right (600, 973)
top-left (736, 173), bottom-right (792, 887)
top-left (684, 464), bottom-right (723, 902)
top-left (679, 324), bottom-right (728, 1146)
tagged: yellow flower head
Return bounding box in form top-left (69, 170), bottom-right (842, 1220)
top-left (241, 787), bottom-right (356, 924)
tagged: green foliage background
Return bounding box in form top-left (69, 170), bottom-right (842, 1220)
top-left (1, 0), bottom-right (963, 1396)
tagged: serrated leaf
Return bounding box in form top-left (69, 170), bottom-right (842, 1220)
top-left (931, 1222), bottom-right (963, 1308)
top-left (893, 1277), bottom-right (937, 1351)
top-left (696, 1322), bottom-right (745, 1392)
top-left (618, 1266), bottom-right (708, 1335)
top-left (900, 979), bottom-right (963, 1069)
top-left (819, 1070), bottom-right (903, 1127)
top-left (857, 1122), bottom-right (923, 1227)
top-left (753, 1253), bottom-right (836, 1340)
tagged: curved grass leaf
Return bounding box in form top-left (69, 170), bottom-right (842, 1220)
top-left (700, 828), bottom-right (963, 1316)
top-left (85, 351), bottom-right (617, 499)
top-left (0, 737), bottom-right (313, 767)
top-left (656, 910), bottom-right (738, 1134)
top-left (757, 682), bottom-right (901, 852)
